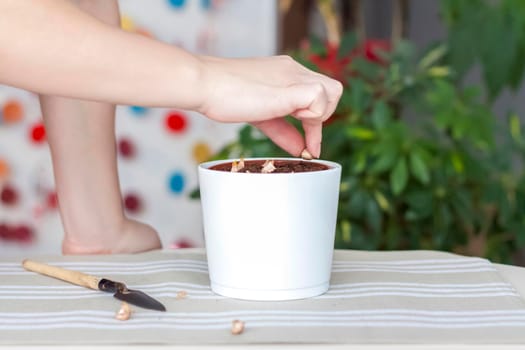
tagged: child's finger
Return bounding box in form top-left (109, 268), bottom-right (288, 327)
top-left (252, 118), bottom-right (305, 157)
top-left (301, 120), bottom-right (322, 159)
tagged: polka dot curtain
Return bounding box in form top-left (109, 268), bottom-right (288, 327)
top-left (0, 0), bottom-right (277, 255)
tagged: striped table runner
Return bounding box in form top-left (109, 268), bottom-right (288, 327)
top-left (1, 249), bottom-right (525, 345)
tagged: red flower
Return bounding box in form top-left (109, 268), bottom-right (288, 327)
top-left (308, 42), bottom-right (352, 81)
top-left (363, 39), bottom-right (391, 64)
top-left (305, 39), bottom-right (391, 82)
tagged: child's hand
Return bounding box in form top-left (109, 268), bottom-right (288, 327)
top-left (198, 56), bottom-right (343, 158)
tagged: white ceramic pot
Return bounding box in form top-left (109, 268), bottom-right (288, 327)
top-left (198, 158), bottom-right (341, 301)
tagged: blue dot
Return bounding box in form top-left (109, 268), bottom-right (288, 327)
top-left (201, 0), bottom-right (211, 10)
top-left (168, 172), bottom-right (185, 194)
top-left (167, 0), bottom-right (186, 9)
top-left (129, 106), bottom-right (148, 116)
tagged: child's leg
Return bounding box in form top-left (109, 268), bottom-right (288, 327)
top-left (40, 97), bottom-right (161, 254)
top-left (39, 0), bottom-right (161, 254)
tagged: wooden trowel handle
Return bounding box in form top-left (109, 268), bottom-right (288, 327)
top-left (22, 259), bottom-right (100, 290)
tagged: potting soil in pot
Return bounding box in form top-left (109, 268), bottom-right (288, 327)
top-left (210, 159), bottom-right (329, 173)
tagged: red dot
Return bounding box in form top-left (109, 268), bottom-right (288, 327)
top-left (30, 123), bottom-right (46, 143)
top-left (12, 224), bottom-right (34, 243)
top-left (1, 184), bottom-right (19, 206)
top-left (47, 191), bottom-right (58, 209)
top-left (124, 193), bottom-right (142, 213)
top-left (170, 238), bottom-right (194, 249)
top-left (165, 112), bottom-right (188, 133)
top-left (118, 137), bottom-right (136, 158)
top-left (0, 223), bottom-right (10, 239)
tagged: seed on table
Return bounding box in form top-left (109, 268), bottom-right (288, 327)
top-left (176, 290), bottom-right (187, 299)
top-left (231, 319), bottom-right (245, 335)
top-left (115, 302), bottom-right (132, 321)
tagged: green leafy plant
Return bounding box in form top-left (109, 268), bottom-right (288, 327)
top-left (195, 0), bottom-right (525, 264)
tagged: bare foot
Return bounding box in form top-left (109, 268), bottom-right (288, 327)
top-left (62, 218), bottom-right (162, 255)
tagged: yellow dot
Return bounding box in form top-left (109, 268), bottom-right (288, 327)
top-left (120, 15), bottom-right (135, 32)
top-left (192, 142), bottom-right (212, 163)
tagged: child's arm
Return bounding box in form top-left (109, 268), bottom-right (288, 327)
top-left (0, 0), bottom-right (342, 157)
top-left (0, 0), bottom-right (202, 109)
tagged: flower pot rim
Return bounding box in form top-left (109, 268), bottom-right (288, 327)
top-left (199, 157), bottom-right (341, 175)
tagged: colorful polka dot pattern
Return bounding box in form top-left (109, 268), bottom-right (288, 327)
top-left (0, 0), bottom-right (277, 253)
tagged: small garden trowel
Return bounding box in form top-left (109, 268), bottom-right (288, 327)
top-left (22, 259), bottom-right (166, 312)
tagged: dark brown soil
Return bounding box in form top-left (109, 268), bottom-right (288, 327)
top-left (209, 159), bottom-right (329, 173)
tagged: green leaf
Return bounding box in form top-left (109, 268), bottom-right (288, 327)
top-left (509, 112), bottom-right (522, 143)
top-left (371, 101), bottom-right (392, 130)
top-left (337, 89), bottom-right (352, 114)
top-left (346, 224), bottom-right (371, 249)
top-left (386, 225), bottom-right (401, 249)
top-left (497, 187), bottom-right (513, 225)
top-left (352, 150), bottom-right (367, 174)
top-left (374, 190), bottom-right (390, 212)
top-left (348, 79), bottom-right (368, 114)
top-left (309, 36), bottom-right (326, 56)
top-left (514, 219), bottom-right (525, 248)
top-left (392, 40), bottom-right (415, 62)
top-left (433, 204), bottom-right (452, 246)
top-left (348, 189), bottom-right (367, 218)
top-left (208, 141), bottom-right (239, 161)
top-left (409, 150), bottom-right (430, 184)
top-left (427, 66), bottom-right (451, 78)
top-left (340, 220), bottom-right (352, 243)
top-left (352, 57), bottom-right (382, 81)
top-left (365, 199), bottom-right (382, 233)
top-left (189, 188), bottom-right (200, 199)
top-left (338, 32), bottom-right (358, 59)
top-left (508, 35), bottom-right (525, 89)
top-left (371, 149), bottom-right (398, 173)
top-left (450, 152), bottom-right (465, 174)
top-left (406, 190), bottom-right (433, 219)
top-left (239, 125), bottom-right (254, 146)
top-left (418, 44), bottom-right (448, 70)
top-left (450, 189), bottom-right (473, 223)
top-left (479, 12), bottom-right (518, 99)
top-left (346, 126), bottom-right (376, 140)
top-left (390, 157), bottom-right (408, 195)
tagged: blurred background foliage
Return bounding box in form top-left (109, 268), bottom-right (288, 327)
top-left (196, 0), bottom-right (525, 264)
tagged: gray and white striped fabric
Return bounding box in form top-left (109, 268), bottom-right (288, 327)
top-left (1, 249), bottom-right (525, 345)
